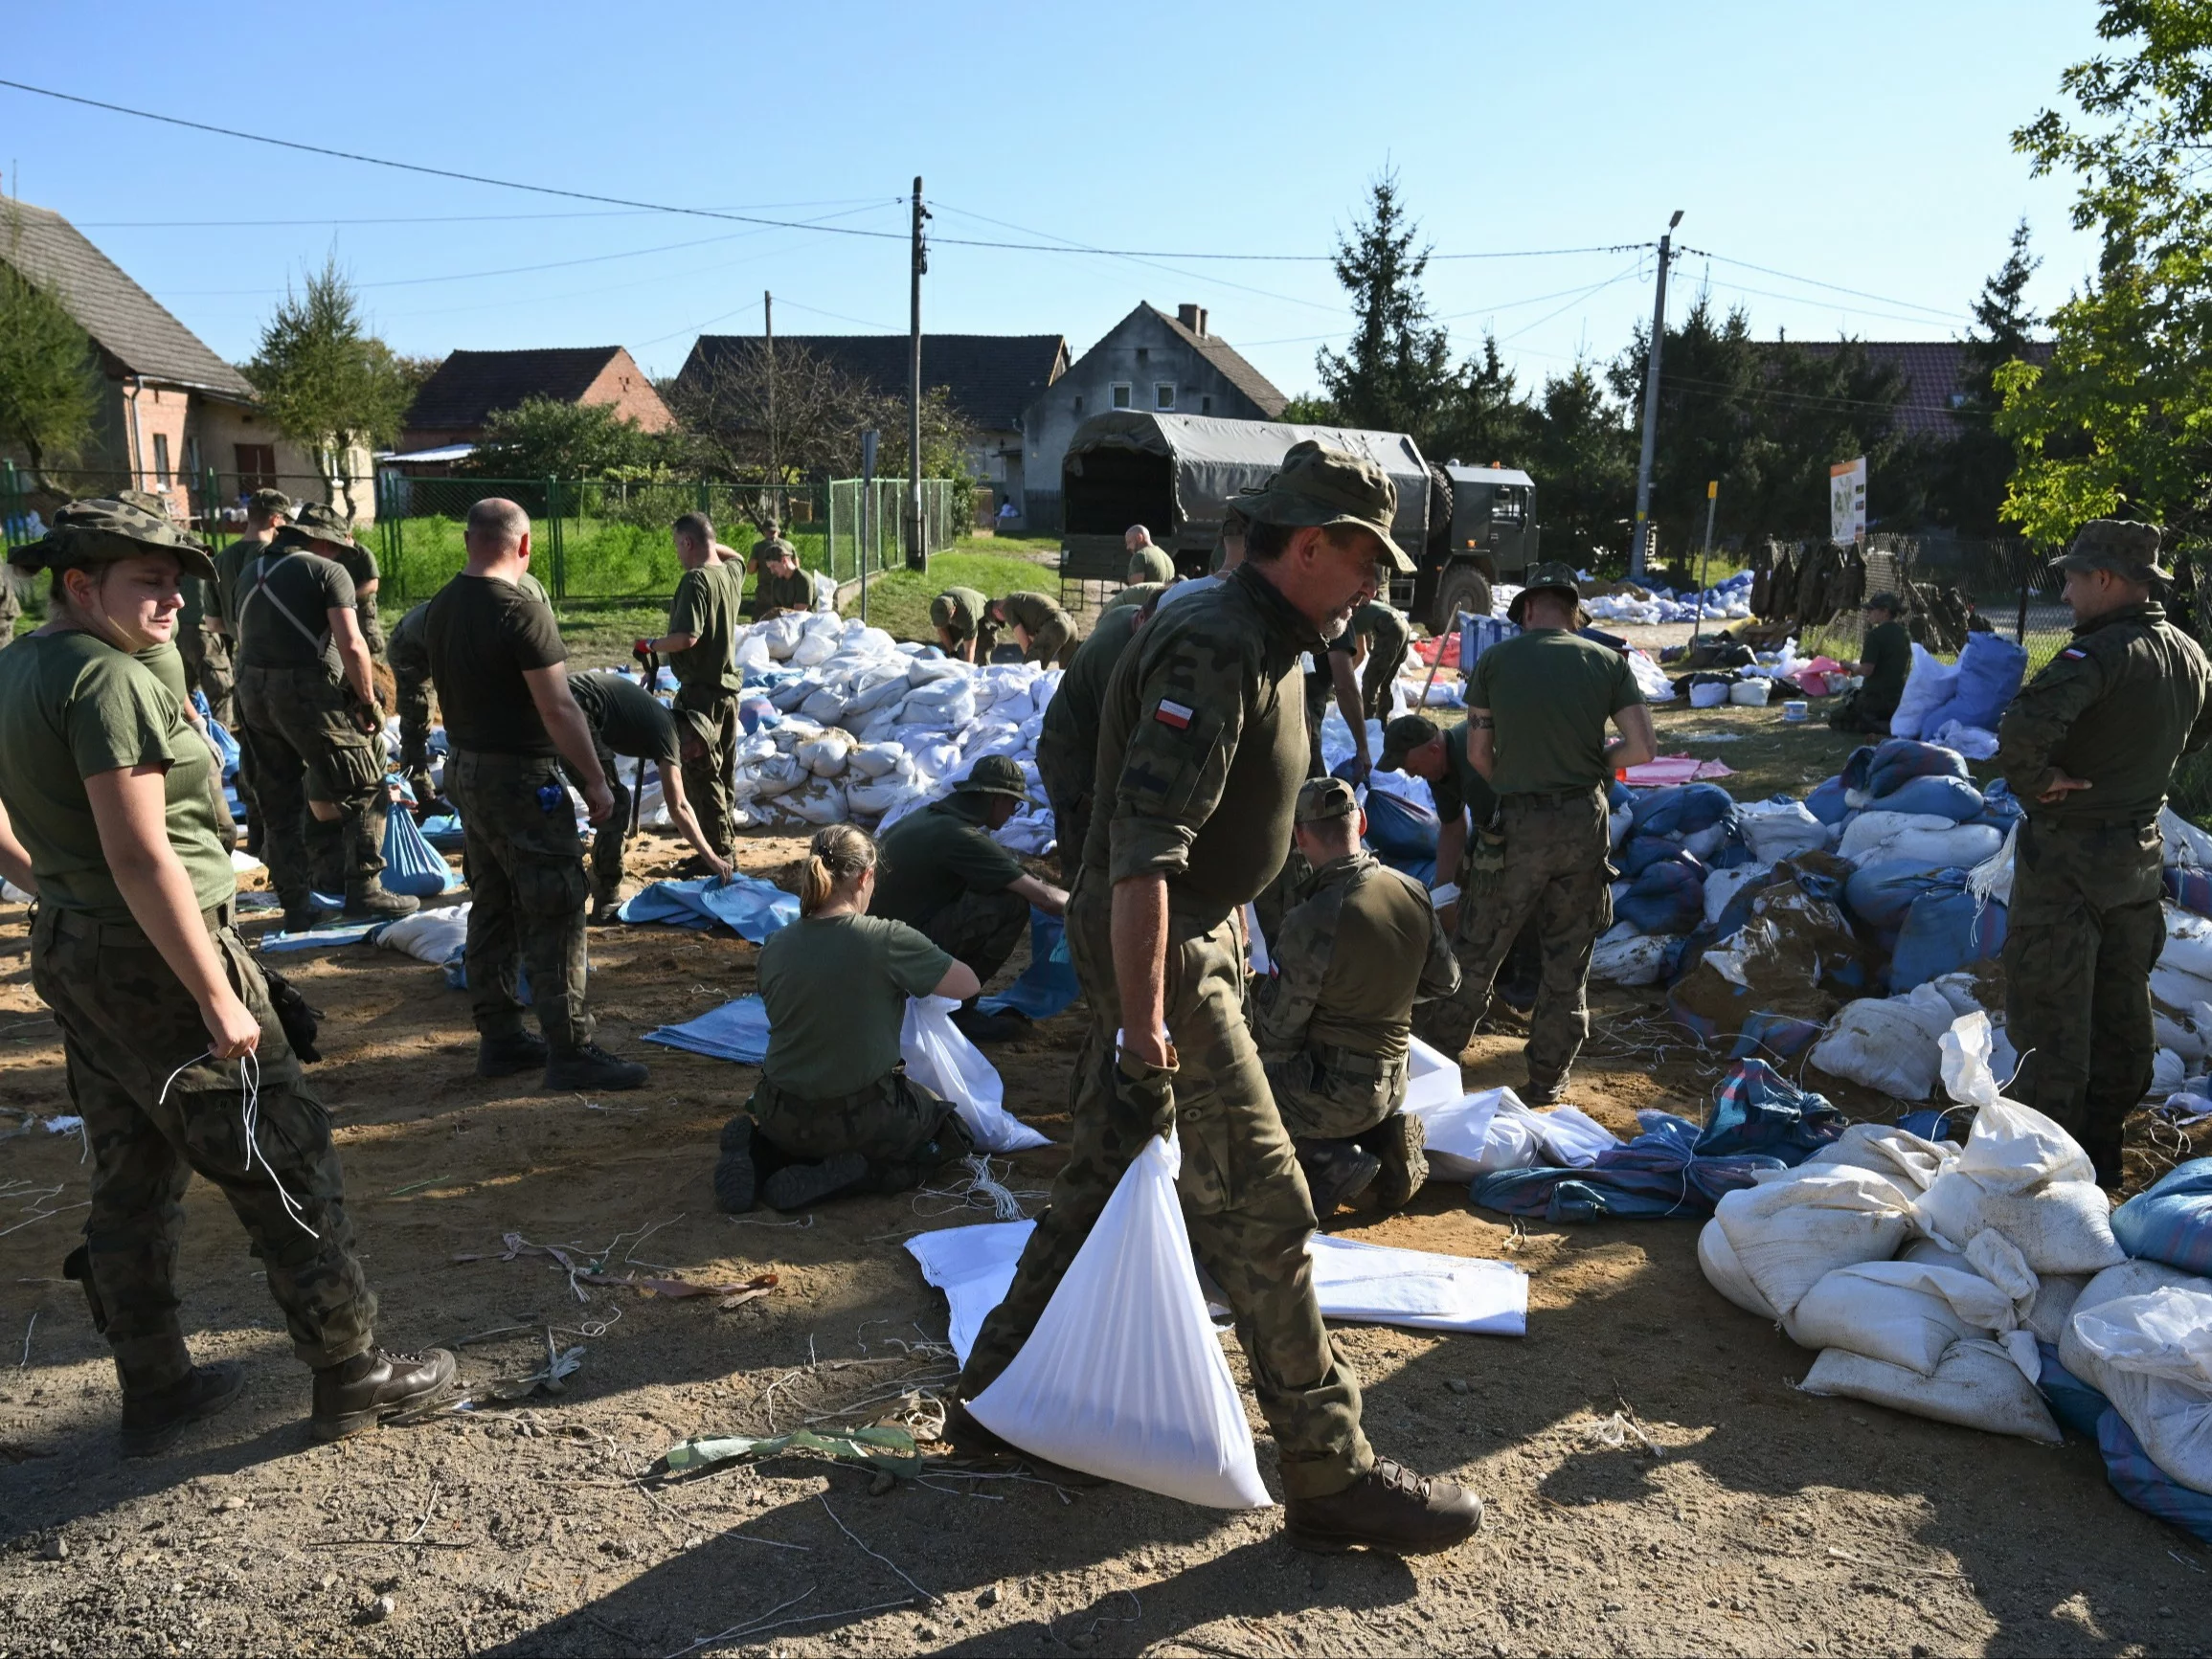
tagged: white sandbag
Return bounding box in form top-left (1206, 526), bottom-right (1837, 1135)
top-left (1836, 810), bottom-right (1957, 863)
top-left (1590, 926), bottom-right (1675, 987)
top-left (1799, 1338), bottom-right (2062, 1444)
top-left (1711, 1165), bottom-right (1915, 1321)
top-left (1931, 719), bottom-right (2000, 761)
top-left (1837, 811), bottom-right (2003, 870)
top-left (1736, 798), bottom-right (1831, 862)
top-left (1492, 1101), bottom-right (1617, 1167)
top-left (2161, 908), bottom-right (2212, 979)
top-left (2068, 1286), bottom-right (2212, 1495)
top-left (2152, 963), bottom-right (2212, 1020)
top-left (1401, 1036), bottom-right (1463, 1115)
top-left (784, 778), bottom-right (848, 825)
top-left (2025, 1270), bottom-right (2093, 1346)
top-left (1406, 1087), bottom-right (1543, 1180)
top-left (2061, 1260), bottom-right (2212, 1380)
top-left (369, 902), bottom-right (470, 965)
top-left (1699, 1219), bottom-right (1777, 1319)
top-left (906, 655), bottom-right (967, 686)
top-left (846, 742), bottom-right (906, 779)
top-left (1801, 1122), bottom-right (1960, 1200)
top-left (840, 622), bottom-right (897, 658)
top-left (2156, 1047), bottom-right (2188, 1094)
top-left (788, 620), bottom-right (841, 669)
top-left (846, 778), bottom-right (923, 819)
top-left (767, 715), bottom-right (826, 751)
top-left (1608, 801), bottom-right (1634, 850)
top-left (746, 752), bottom-right (807, 799)
top-left (799, 685), bottom-right (848, 725)
top-left (795, 735), bottom-right (852, 778)
top-left (2164, 806), bottom-right (2212, 869)
top-left (1888, 644), bottom-right (1961, 741)
top-left (896, 679), bottom-right (978, 729)
top-left (734, 631), bottom-right (775, 673)
top-left (1704, 863), bottom-right (1773, 927)
top-left (1689, 681), bottom-right (1729, 708)
top-left (965, 1133), bottom-right (1273, 1508)
top-left (845, 664), bottom-right (913, 718)
top-left (1785, 1258), bottom-right (2020, 1375)
top-left (900, 996), bottom-right (1050, 1154)
top-left (1808, 984), bottom-right (1958, 1100)
top-left (1729, 679), bottom-right (1772, 707)
top-left (2156, 1011), bottom-right (2211, 1065)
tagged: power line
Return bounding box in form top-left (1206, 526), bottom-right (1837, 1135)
top-left (1678, 245), bottom-right (1967, 322)
top-left (74, 199), bottom-right (895, 229)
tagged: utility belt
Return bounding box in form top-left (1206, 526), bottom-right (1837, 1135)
top-left (41, 899), bottom-right (234, 950)
top-left (1307, 1040), bottom-right (1398, 1084)
top-left (1502, 783), bottom-right (1606, 807)
top-left (754, 1069), bottom-right (904, 1117)
top-left (2028, 812), bottom-right (2156, 836)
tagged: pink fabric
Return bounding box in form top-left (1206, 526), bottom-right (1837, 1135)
top-left (1619, 753), bottom-right (1737, 786)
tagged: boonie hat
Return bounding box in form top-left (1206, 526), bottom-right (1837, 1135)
top-left (953, 754), bottom-right (1031, 802)
top-left (8, 497), bottom-right (217, 585)
top-left (272, 501), bottom-right (360, 550)
top-left (1296, 775), bottom-right (1360, 825)
top-left (1233, 441), bottom-right (1413, 574)
top-left (117, 488), bottom-right (171, 519)
top-left (1507, 561), bottom-right (1586, 626)
top-left (2052, 519), bottom-right (2168, 581)
top-left (1127, 546), bottom-right (1176, 587)
top-left (1378, 713), bottom-right (1442, 773)
top-left (247, 486), bottom-right (294, 518)
top-left (1863, 591), bottom-right (1905, 614)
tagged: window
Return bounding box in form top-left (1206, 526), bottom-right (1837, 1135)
top-left (152, 433), bottom-right (171, 488)
top-left (236, 443), bottom-right (277, 494)
top-left (1155, 382), bottom-right (1175, 411)
top-left (1111, 382), bottom-right (1133, 410)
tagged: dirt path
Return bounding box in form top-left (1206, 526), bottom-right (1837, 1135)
top-left (1, 828), bottom-right (2206, 1658)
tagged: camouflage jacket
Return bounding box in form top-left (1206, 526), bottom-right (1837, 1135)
top-left (1033, 586), bottom-right (1162, 813)
top-left (1253, 850), bottom-right (1459, 1065)
top-left (1998, 601), bottom-right (2212, 826)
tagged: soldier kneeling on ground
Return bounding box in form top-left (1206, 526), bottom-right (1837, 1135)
top-left (1254, 777), bottom-right (1460, 1218)
top-left (714, 825), bottom-right (982, 1213)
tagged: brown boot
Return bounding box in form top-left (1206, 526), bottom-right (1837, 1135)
top-left (120, 1362), bottom-right (246, 1458)
top-left (1282, 1458), bottom-right (1483, 1555)
top-left (311, 1347), bottom-right (457, 1442)
top-left (1362, 1112), bottom-right (1428, 1213)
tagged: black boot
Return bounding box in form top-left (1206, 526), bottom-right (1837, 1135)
top-left (1298, 1139), bottom-right (1380, 1219)
top-left (1361, 1112), bottom-right (1428, 1213)
top-left (713, 1116), bottom-right (758, 1214)
top-left (544, 1042), bottom-right (648, 1092)
top-left (1283, 1458), bottom-right (1483, 1555)
top-left (476, 1030), bottom-right (549, 1079)
top-left (342, 882), bottom-right (419, 922)
top-left (310, 1347), bottom-right (457, 1442)
top-left (762, 1152), bottom-right (869, 1211)
top-left (281, 893), bottom-right (340, 933)
top-left (120, 1362), bottom-right (246, 1458)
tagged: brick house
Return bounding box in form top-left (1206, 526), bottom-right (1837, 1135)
top-left (1019, 303), bottom-right (1287, 532)
top-left (0, 198), bottom-right (372, 525)
top-left (396, 347), bottom-right (675, 458)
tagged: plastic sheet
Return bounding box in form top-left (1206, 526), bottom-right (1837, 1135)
top-left (977, 910), bottom-right (1080, 1021)
top-left (900, 996), bottom-right (1050, 1154)
top-left (643, 996), bottom-right (772, 1064)
top-left (617, 874), bottom-right (800, 942)
top-left (1473, 1110), bottom-right (1783, 1222)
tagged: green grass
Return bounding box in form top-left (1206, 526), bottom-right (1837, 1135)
top-left (1651, 699), bottom-right (2005, 799)
top-left (838, 543), bottom-right (1062, 642)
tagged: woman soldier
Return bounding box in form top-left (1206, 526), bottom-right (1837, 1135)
top-left (0, 500), bottom-right (451, 1456)
top-left (715, 824), bottom-right (982, 1212)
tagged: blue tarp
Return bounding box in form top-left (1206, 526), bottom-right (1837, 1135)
top-left (1470, 1110), bottom-right (1786, 1222)
top-left (1697, 1061), bottom-right (1845, 1163)
top-left (618, 874), bottom-right (800, 942)
top-left (260, 921), bottom-right (376, 953)
top-left (441, 955), bottom-right (535, 1004)
top-left (2110, 1157), bottom-right (2212, 1276)
top-left (420, 814), bottom-right (468, 852)
top-left (643, 995), bottom-right (771, 1064)
top-left (978, 910), bottom-right (1080, 1020)
top-left (382, 807), bottom-right (459, 898)
top-left (1365, 791), bottom-right (1440, 860)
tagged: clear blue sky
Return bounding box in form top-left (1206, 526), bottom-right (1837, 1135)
top-left (2, 0), bottom-right (2107, 399)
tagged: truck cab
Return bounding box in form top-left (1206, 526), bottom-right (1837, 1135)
top-left (1402, 463), bottom-right (1540, 635)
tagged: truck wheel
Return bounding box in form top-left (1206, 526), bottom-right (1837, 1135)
top-left (1431, 566), bottom-right (1492, 637)
top-left (1425, 463), bottom-right (1455, 559)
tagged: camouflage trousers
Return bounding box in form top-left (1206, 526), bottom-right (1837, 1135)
top-left (236, 662), bottom-right (389, 905)
top-left (386, 627), bottom-right (436, 802)
top-left (1264, 1043), bottom-right (1407, 1143)
top-left (1418, 785), bottom-right (1614, 1093)
top-left (1023, 618), bottom-right (1074, 668)
top-left (178, 620), bottom-right (236, 729)
top-left (445, 749), bottom-right (594, 1052)
top-left (1048, 790), bottom-right (1090, 886)
top-left (2004, 817), bottom-right (2163, 1179)
top-left (674, 684), bottom-right (738, 860)
top-left (959, 876), bottom-right (1373, 1499)
top-left (31, 905), bottom-right (375, 1390)
top-left (913, 886), bottom-right (1029, 988)
top-left (746, 1071), bottom-right (973, 1196)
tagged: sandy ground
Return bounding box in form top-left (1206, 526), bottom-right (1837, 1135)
top-left (3, 818), bottom-right (2210, 1659)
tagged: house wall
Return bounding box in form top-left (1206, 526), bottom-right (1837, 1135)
top-left (579, 349), bottom-right (676, 433)
top-left (1018, 311), bottom-right (1271, 533)
top-left (193, 397), bottom-right (378, 525)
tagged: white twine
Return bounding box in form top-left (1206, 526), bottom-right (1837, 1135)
top-left (159, 1048), bottom-right (319, 1238)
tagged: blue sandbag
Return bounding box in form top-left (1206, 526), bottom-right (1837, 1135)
top-left (2166, 866), bottom-right (2212, 918)
top-left (1843, 861), bottom-right (1957, 932)
top-left (2100, 1409), bottom-right (2212, 1546)
top-left (1364, 790), bottom-right (1439, 860)
top-left (1616, 855), bottom-right (1705, 936)
top-left (1978, 779), bottom-right (2024, 826)
top-left (619, 874), bottom-right (800, 942)
top-left (2035, 1344), bottom-right (2112, 1439)
top-left (2110, 1156), bottom-right (2212, 1276)
top-left (1618, 834), bottom-right (1689, 878)
top-left (1863, 738), bottom-right (1970, 800)
top-left (1631, 782), bottom-right (1735, 839)
top-left (1608, 779), bottom-right (1634, 813)
top-left (1839, 747), bottom-right (1876, 796)
top-left (1805, 776), bottom-right (1851, 825)
top-left (381, 805), bottom-right (460, 898)
top-left (1697, 1061), bottom-right (1845, 1162)
top-left (1871, 773), bottom-right (1985, 822)
top-left (1888, 882), bottom-right (2006, 991)
top-left (1922, 631), bottom-right (2029, 736)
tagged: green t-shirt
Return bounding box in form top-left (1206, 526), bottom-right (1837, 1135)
top-left (568, 671), bottom-right (680, 763)
top-left (212, 537), bottom-right (268, 633)
top-left (1428, 719), bottom-right (1500, 830)
top-left (0, 631), bottom-right (235, 924)
top-left (870, 795), bottom-right (1025, 925)
top-left (756, 912), bottom-right (952, 1098)
top-left (1861, 619), bottom-right (1911, 715)
top-left (1470, 628), bottom-right (1644, 796)
top-left (666, 562), bottom-right (742, 694)
top-left (136, 641), bottom-right (191, 705)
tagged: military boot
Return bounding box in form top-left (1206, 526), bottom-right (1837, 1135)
top-left (304, 813), bottom-right (346, 899)
top-left (120, 1361), bottom-right (247, 1458)
top-left (712, 1115), bottom-right (758, 1214)
top-left (310, 1347), bottom-right (457, 1442)
top-left (281, 893), bottom-right (340, 934)
top-left (761, 1153), bottom-right (869, 1211)
top-left (1298, 1139), bottom-right (1380, 1219)
top-left (544, 1042), bottom-right (648, 1092)
top-left (1282, 1458), bottom-right (1484, 1555)
top-left (1362, 1111), bottom-right (1428, 1213)
top-left (342, 882), bottom-right (418, 922)
top-left (476, 1030), bottom-right (549, 1079)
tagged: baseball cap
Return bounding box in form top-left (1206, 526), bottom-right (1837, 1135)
top-left (1378, 713), bottom-right (1442, 773)
top-left (1296, 775), bottom-right (1359, 824)
top-left (1863, 591), bottom-right (1905, 614)
top-left (1507, 562), bottom-right (1585, 626)
top-left (1233, 440), bottom-right (1413, 574)
top-left (953, 754), bottom-right (1031, 802)
top-left (8, 497), bottom-right (217, 585)
top-left (2051, 519), bottom-right (2169, 581)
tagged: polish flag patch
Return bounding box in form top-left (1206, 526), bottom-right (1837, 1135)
top-left (1156, 699), bottom-right (1195, 730)
top-left (2061, 647), bottom-right (2088, 660)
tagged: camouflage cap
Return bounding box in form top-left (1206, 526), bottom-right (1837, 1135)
top-left (952, 753), bottom-right (1032, 802)
top-left (7, 497), bottom-right (217, 585)
top-left (1126, 546), bottom-right (1176, 586)
top-left (1863, 591), bottom-right (1905, 614)
top-left (2052, 518), bottom-right (2168, 581)
top-left (1506, 561), bottom-right (1586, 625)
top-left (270, 501), bottom-right (359, 550)
top-left (246, 486), bottom-right (294, 518)
top-left (117, 488), bottom-right (170, 520)
top-left (1378, 712), bottom-right (1442, 773)
top-left (1295, 775), bottom-right (1360, 825)
top-left (1233, 440), bottom-right (1413, 574)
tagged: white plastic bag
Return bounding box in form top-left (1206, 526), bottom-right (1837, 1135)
top-left (1729, 679), bottom-right (1772, 707)
top-left (899, 996), bottom-right (1049, 1153)
top-left (1807, 984), bottom-right (1957, 1100)
top-left (2067, 1286), bottom-right (2212, 1494)
top-left (1709, 1165), bottom-right (1914, 1321)
top-left (1736, 798), bottom-right (1831, 862)
top-left (1888, 644), bottom-right (1961, 740)
top-left (1400, 1036), bottom-right (1463, 1115)
top-left (1689, 681), bottom-right (1729, 708)
top-left (1799, 1339), bottom-right (2062, 1443)
top-left (965, 1133), bottom-right (1274, 1508)
top-left (369, 902), bottom-right (470, 965)
top-left (1703, 863), bottom-right (1773, 928)
top-left (1406, 1087), bottom-right (1543, 1181)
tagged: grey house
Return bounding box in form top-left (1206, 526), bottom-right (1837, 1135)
top-left (1020, 303), bottom-right (1287, 533)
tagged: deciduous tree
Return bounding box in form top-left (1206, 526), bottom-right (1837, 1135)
top-left (248, 257), bottom-right (412, 518)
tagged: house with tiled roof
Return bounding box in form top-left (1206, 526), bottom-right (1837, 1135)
top-left (0, 197), bottom-right (369, 525)
top-left (1775, 339), bottom-right (2054, 442)
top-left (1020, 303), bottom-right (1287, 532)
top-left (396, 346), bottom-right (673, 459)
top-left (672, 330), bottom-right (1070, 516)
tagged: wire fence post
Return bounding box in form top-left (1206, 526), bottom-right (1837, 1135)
top-left (2015, 540), bottom-right (2030, 644)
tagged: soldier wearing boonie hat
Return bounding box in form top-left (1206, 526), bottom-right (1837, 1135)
top-left (952, 439), bottom-right (1484, 1555)
top-left (1998, 519), bottom-right (2212, 1184)
top-left (0, 498), bottom-right (454, 1455)
top-left (868, 753), bottom-right (1068, 1038)
top-left (272, 502), bottom-right (385, 659)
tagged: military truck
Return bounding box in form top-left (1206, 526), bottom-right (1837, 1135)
top-left (1055, 411), bottom-right (1540, 634)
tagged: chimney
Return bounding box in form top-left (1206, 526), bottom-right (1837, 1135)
top-left (1177, 303), bottom-right (1208, 337)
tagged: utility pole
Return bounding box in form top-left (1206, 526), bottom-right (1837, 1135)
top-left (1630, 210), bottom-right (1683, 580)
top-left (907, 176), bottom-right (929, 572)
top-left (763, 289), bottom-right (778, 512)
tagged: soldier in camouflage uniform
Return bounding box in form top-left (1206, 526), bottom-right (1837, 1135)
top-left (930, 586), bottom-right (995, 661)
top-left (0, 500), bottom-right (453, 1455)
top-left (1416, 564), bottom-right (1656, 1102)
top-left (282, 503), bottom-right (387, 660)
top-left (989, 589), bottom-right (1076, 666)
top-left (1998, 520), bottom-right (2212, 1185)
top-left (640, 512), bottom-right (746, 866)
top-left (1035, 583), bottom-right (1166, 881)
top-left (953, 442), bottom-right (1482, 1554)
top-left (209, 488), bottom-right (291, 851)
top-left (747, 536), bottom-right (814, 620)
top-left (1255, 777), bottom-right (1459, 1218)
top-left (0, 557), bottom-right (20, 652)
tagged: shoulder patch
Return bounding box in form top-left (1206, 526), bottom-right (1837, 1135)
top-left (1155, 699), bottom-right (1194, 730)
top-left (2061, 647), bottom-right (2088, 661)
